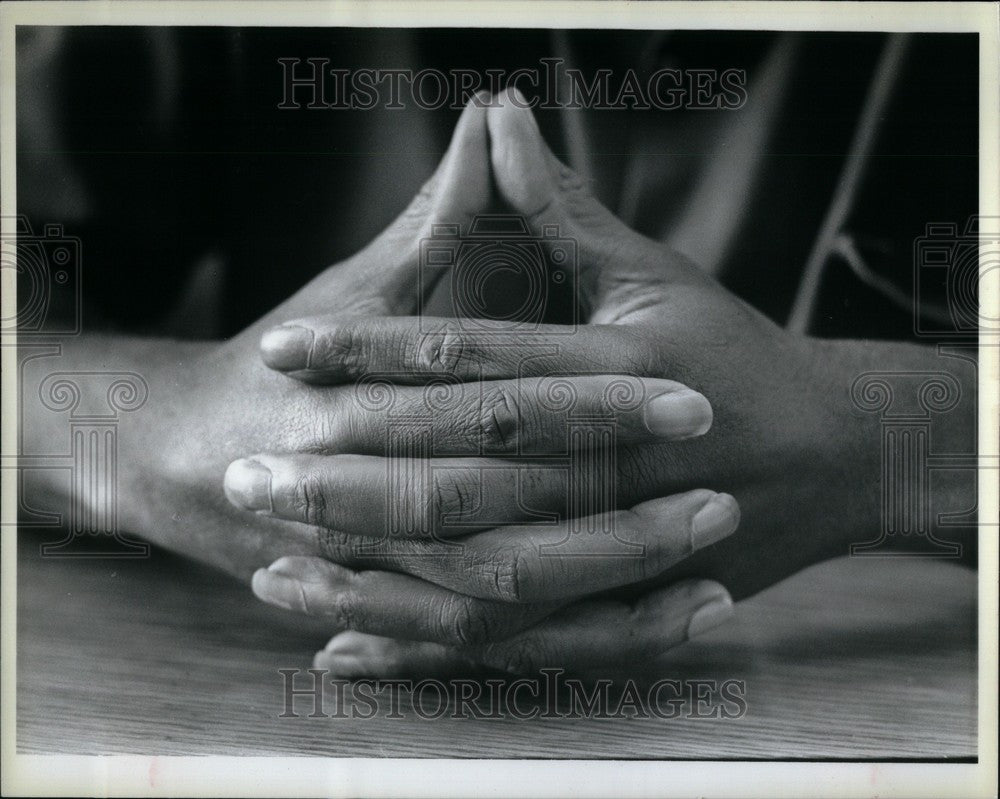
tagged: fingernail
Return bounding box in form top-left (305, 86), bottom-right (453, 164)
top-left (314, 651), bottom-right (370, 678)
top-left (267, 557), bottom-right (305, 578)
top-left (644, 389), bottom-right (713, 438)
top-left (251, 568), bottom-right (303, 612)
top-left (471, 88), bottom-right (493, 108)
top-left (224, 459), bottom-right (273, 512)
top-left (691, 493), bottom-right (740, 547)
top-left (503, 86), bottom-right (534, 114)
top-left (686, 594), bottom-right (734, 639)
top-left (324, 631), bottom-right (373, 657)
top-left (261, 325), bottom-right (313, 371)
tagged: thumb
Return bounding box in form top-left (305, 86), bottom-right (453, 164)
top-left (360, 89), bottom-right (494, 312)
top-left (486, 88), bottom-right (696, 325)
top-left (280, 92), bottom-right (493, 321)
top-left (487, 87), bottom-right (624, 238)
top-left (390, 89), bottom-right (493, 243)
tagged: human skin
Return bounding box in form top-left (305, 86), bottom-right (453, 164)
top-left (236, 90), bottom-right (978, 675)
top-left (18, 95), bottom-right (742, 672)
top-left (18, 91), bottom-right (977, 677)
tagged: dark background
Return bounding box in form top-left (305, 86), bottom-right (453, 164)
top-left (16, 28), bottom-right (978, 339)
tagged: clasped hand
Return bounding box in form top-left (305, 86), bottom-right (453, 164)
top-left (199, 90), bottom-right (873, 677)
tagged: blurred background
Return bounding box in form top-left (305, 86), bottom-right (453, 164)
top-left (16, 28), bottom-right (978, 339)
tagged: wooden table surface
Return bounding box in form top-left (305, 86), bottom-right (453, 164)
top-left (15, 533), bottom-right (977, 759)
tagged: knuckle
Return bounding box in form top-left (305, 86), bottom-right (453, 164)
top-left (330, 589), bottom-right (357, 632)
top-left (620, 605), bottom-right (667, 660)
top-left (556, 161), bottom-right (589, 196)
top-left (479, 384), bottom-right (522, 452)
top-left (618, 329), bottom-right (661, 376)
top-left (431, 470), bottom-right (480, 530)
top-left (417, 322), bottom-right (472, 373)
top-left (312, 321), bottom-right (363, 372)
top-left (290, 472), bottom-right (329, 527)
top-left (488, 641), bottom-right (541, 676)
top-left (318, 526), bottom-right (413, 572)
top-left (522, 163), bottom-right (588, 229)
top-left (491, 546), bottom-right (528, 603)
top-left (315, 527), bottom-right (355, 562)
top-left (441, 595), bottom-right (493, 647)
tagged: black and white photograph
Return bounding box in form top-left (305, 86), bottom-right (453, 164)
top-left (1, 2), bottom-right (997, 797)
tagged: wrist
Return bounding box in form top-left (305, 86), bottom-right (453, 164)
top-left (800, 336), bottom-right (977, 561)
top-left (801, 337), bottom-right (884, 559)
top-left (17, 336), bottom-right (214, 549)
top-left (114, 339), bottom-right (215, 537)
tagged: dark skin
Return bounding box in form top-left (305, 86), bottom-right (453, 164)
top-left (239, 90), bottom-right (976, 675)
top-left (21, 94), bottom-right (742, 675)
top-left (21, 91), bottom-right (973, 677)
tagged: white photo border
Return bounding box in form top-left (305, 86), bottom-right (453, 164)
top-left (1, 2), bottom-right (997, 797)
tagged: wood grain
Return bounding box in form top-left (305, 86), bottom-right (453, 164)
top-left (15, 533), bottom-right (976, 759)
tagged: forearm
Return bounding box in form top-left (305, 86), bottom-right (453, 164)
top-left (18, 334), bottom-right (211, 535)
top-left (812, 337), bottom-right (979, 567)
top-left (16, 334), bottom-right (317, 579)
